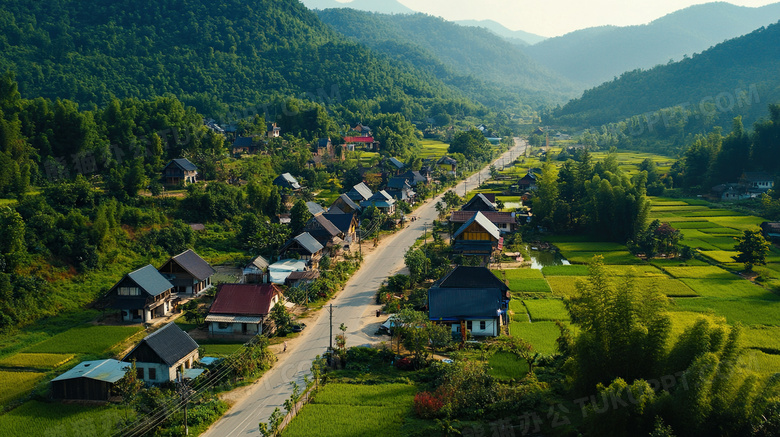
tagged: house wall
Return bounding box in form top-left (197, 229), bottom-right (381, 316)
top-left (136, 351), bottom-right (199, 384)
top-left (52, 378), bottom-right (113, 401)
top-left (209, 321), bottom-right (261, 335)
top-left (450, 318), bottom-right (499, 337)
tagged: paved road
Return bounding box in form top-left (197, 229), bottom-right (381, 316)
top-left (202, 138), bottom-right (528, 436)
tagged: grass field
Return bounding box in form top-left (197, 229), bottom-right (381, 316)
top-left (25, 325), bottom-right (143, 355)
top-left (509, 321), bottom-right (571, 355)
top-left (488, 351), bottom-right (529, 381)
top-left (0, 371), bottom-right (45, 405)
top-left (0, 400), bottom-right (129, 437)
top-left (523, 299), bottom-right (569, 322)
top-left (508, 278), bottom-right (551, 293)
top-left (282, 383), bottom-right (416, 437)
top-left (419, 139), bottom-right (450, 159)
top-left (199, 342), bottom-right (245, 357)
top-left (0, 353), bottom-right (74, 369)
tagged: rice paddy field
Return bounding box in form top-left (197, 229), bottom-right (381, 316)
top-left (495, 194), bottom-right (780, 374)
top-left (282, 383), bottom-right (417, 437)
top-left (0, 400), bottom-right (129, 437)
top-left (23, 325), bottom-right (143, 355)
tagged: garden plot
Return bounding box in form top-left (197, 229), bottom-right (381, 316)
top-left (680, 278), bottom-right (775, 299)
top-left (523, 299), bottom-right (569, 322)
top-left (282, 383), bottom-right (416, 437)
top-left (25, 326), bottom-right (142, 355)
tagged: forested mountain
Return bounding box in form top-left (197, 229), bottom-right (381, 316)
top-left (315, 9), bottom-right (579, 107)
top-left (550, 21), bottom-right (780, 131)
top-left (0, 0), bottom-right (480, 120)
top-left (526, 2), bottom-right (780, 87)
top-left (301, 0), bottom-right (415, 15)
top-left (454, 19), bottom-right (547, 45)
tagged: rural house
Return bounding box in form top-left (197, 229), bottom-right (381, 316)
top-left (386, 177), bottom-right (415, 202)
top-left (243, 255), bottom-right (270, 284)
top-left (157, 249), bottom-right (215, 295)
top-left (273, 173), bottom-right (302, 191)
top-left (461, 193), bottom-right (498, 212)
top-left (450, 210), bottom-right (516, 234)
top-left (761, 222), bottom-right (780, 243)
top-left (452, 211), bottom-right (502, 257)
top-left (303, 214), bottom-right (342, 247)
top-left (518, 171), bottom-right (537, 191)
top-left (360, 190), bottom-right (396, 214)
top-left (162, 158), bottom-right (198, 185)
top-left (428, 286), bottom-right (505, 338)
top-left (107, 265), bottom-right (174, 323)
top-left (329, 193), bottom-right (361, 215)
top-left (280, 232), bottom-right (324, 263)
top-left (206, 284), bottom-right (282, 336)
top-left (346, 182), bottom-right (373, 202)
top-left (437, 156), bottom-right (458, 174)
top-left (306, 201), bottom-right (327, 217)
top-left (51, 359), bottom-right (129, 401)
top-left (323, 213), bottom-right (358, 246)
top-left (122, 323), bottom-right (200, 384)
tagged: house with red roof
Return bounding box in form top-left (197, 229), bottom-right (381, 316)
top-left (205, 284), bottom-right (282, 336)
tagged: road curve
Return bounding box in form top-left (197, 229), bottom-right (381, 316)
top-left (202, 138), bottom-right (528, 436)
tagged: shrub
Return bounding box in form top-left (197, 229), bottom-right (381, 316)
top-left (394, 357), bottom-right (413, 370)
top-left (414, 390), bottom-right (445, 419)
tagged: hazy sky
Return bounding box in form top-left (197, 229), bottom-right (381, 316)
top-left (355, 0), bottom-right (779, 37)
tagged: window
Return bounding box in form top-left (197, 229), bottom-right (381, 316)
top-left (118, 287), bottom-right (140, 296)
top-left (466, 321), bottom-right (473, 331)
top-left (218, 322), bottom-right (229, 329)
top-left (137, 367), bottom-right (145, 380)
top-left (480, 321), bottom-right (486, 331)
top-left (148, 368), bottom-right (156, 381)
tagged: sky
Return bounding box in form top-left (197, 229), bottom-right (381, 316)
top-left (337, 0), bottom-right (780, 37)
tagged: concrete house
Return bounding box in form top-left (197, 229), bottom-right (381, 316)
top-left (123, 323), bottom-right (200, 384)
top-left (162, 158), bottom-right (198, 185)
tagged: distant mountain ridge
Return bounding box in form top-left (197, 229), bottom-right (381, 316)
top-left (301, 0), bottom-right (414, 14)
top-left (551, 20), bottom-right (780, 129)
top-left (454, 19), bottom-right (547, 45)
top-left (525, 2), bottom-right (780, 88)
top-left (316, 9), bottom-right (578, 107)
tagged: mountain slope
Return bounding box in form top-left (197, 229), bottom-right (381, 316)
top-left (316, 9), bottom-right (578, 106)
top-left (0, 0), bottom-right (469, 117)
top-left (301, 0), bottom-right (415, 14)
top-left (455, 19), bottom-right (547, 45)
top-left (551, 21), bottom-right (780, 128)
top-left (526, 1), bottom-right (780, 87)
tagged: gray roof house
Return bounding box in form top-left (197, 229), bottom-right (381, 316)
top-left (162, 158), bottom-right (198, 185)
top-left (108, 265), bottom-right (174, 323)
top-left (329, 193), bottom-right (361, 215)
top-left (428, 287), bottom-right (504, 338)
top-left (273, 173), bottom-right (302, 191)
top-left (347, 182), bottom-right (373, 202)
top-left (158, 249), bottom-right (215, 295)
top-left (243, 255), bottom-right (270, 284)
top-left (361, 190), bottom-right (396, 214)
top-left (306, 201), bottom-right (327, 216)
top-left (280, 232), bottom-right (325, 263)
top-left (123, 323), bottom-right (201, 383)
top-left (461, 193), bottom-right (498, 212)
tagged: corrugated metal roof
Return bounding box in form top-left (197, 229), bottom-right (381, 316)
top-left (462, 193), bottom-right (498, 212)
top-left (209, 284), bottom-right (280, 316)
top-left (246, 255), bottom-right (269, 271)
top-left (293, 232), bottom-right (324, 254)
top-left (387, 177), bottom-right (411, 190)
top-left (306, 201), bottom-right (326, 216)
top-left (452, 211), bottom-right (501, 240)
top-left (428, 287), bottom-right (503, 320)
top-left (169, 249), bottom-right (215, 281)
top-left (205, 314), bottom-right (264, 324)
top-left (127, 265), bottom-right (174, 296)
top-left (268, 259), bottom-right (308, 272)
top-left (52, 359), bottom-right (129, 383)
top-left (332, 194), bottom-right (360, 212)
top-left (125, 323), bottom-right (199, 367)
top-left (389, 157), bottom-right (405, 169)
top-left (306, 215), bottom-right (340, 238)
top-left (350, 183), bottom-right (373, 201)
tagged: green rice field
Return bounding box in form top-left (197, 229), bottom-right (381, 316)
top-left (0, 353), bottom-right (74, 370)
top-left (0, 371), bottom-right (45, 405)
top-left (24, 325), bottom-right (143, 355)
top-left (0, 400), bottom-right (129, 437)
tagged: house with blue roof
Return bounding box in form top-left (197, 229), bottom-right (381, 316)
top-left (107, 264), bottom-right (175, 322)
top-left (51, 359), bottom-right (130, 401)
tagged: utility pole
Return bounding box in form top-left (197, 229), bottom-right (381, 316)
top-left (177, 371), bottom-right (190, 435)
top-left (328, 304), bottom-right (334, 353)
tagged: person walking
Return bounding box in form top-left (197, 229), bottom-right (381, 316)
top-left (283, 341), bottom-right (288, 352)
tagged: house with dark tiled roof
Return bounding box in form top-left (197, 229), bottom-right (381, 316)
top-left (158, 249), bottom-right (215, 295)
top-left (399, 170), bottom-right (429, 187)
top-left (437, 156), bottom-right (458, 174)
top-left (315, 138), bottom-right (333, 156)
top-left (323, 213), bottom-right (358, 246)
top-left (761, 222), bottom-right (780, 243)
top-left (386, 177), bottom-right (415, 202)
top-left (303, 215), bottom-right (342, 247)
top-left (388, 157), bottom-right (405, 171)
top-left (273, 173), bottom-right (302, 191)
top-left (162, 158), bottom-right (198, 185)
top-left (51, 359), bottom-right (130, 401)
top-left (206, 284), bottom-right (282, 336)
top-left (741, 172), bottom-right (775, 193)
top-left (107, 265), bottom-right (174, 323)
top-left (452, 211), bottom-right (502, 257)
top-left (123, 323), bottom-right (200, 384)
top-left (232, 136), bottom-right (255, 154)
top-left (450, 211), bottom-right (516, 234)
top-left (267, 122), bottom-right (281, 138)
top-left (461, 193), bottom-right (498, 212)
top-left (518, 171), bottom-right (537, 191)
top-left (428, 266), bottom-right (509, 338)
